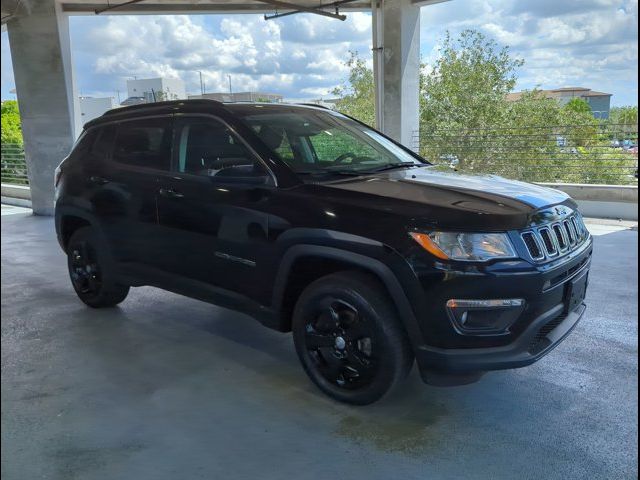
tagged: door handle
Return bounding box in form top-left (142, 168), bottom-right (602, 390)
top-left (89, 176), bottom-right (109, 185)
top-left (159, 188), bottom-right (184, 199)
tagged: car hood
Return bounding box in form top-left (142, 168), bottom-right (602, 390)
top-left (319, 166), bottom-right (574, 231)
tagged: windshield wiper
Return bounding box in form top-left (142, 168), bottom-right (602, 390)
top-left (356, 162), bottom-right (423, 174)
top-left (295, 163), bottom-right (423, 178)
top-left (295, 170), bottom-right (364, 176)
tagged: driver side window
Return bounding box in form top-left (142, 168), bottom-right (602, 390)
top-left (176, 118), bottom-right (268, 181)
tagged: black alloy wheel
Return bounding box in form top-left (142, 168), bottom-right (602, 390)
top-left (66, 227), bottom-right (129, 308)
top-left (293, 271), bottom-right (413, 405)
top-left (69, 241), bottom-right (102, 296)
top-left (303, 298), bottom-right (378, 390)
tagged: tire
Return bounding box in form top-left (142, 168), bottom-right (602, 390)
top-left (292, 271), bottom-right (413, 405)
top-left (66, 226), bottom-right (129, 308)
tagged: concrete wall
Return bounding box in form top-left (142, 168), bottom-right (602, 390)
top-left (4, 181), bottom-right (635, 220)
top-left (539, 183), bottom-right (638, 220)
top-left (1, 183), bottom-right (32, 208)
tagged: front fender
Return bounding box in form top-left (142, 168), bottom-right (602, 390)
top-left (271, 243), bottom-right (427, 353)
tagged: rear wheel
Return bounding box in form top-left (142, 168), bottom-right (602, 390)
top-left (67, 227), bottom-right (129, 308)
top-left (292, 272), bottom-right (413, 405)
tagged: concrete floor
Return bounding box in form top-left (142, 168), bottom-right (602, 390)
top-left (1, 212), bottom-right (638, 480)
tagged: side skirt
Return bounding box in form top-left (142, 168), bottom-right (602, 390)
top-left (117, 262), bottom-right (285, 332)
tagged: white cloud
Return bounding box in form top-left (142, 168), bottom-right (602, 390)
top-left (68, 13), bottom-right (370, 100)
top-left (420, 0), bottom-right (638, 105)
top-left (0, 2), bottom-right (637, 105)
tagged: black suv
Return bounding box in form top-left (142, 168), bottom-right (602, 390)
top-left (55, 100), bottom-right (592, 404)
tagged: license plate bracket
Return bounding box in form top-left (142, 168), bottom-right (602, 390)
top-left (565, 271), bottom-right (588, 313)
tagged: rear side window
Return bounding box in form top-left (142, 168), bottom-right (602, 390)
top-left (92, 125), bottom-right (117, 158)
top-left (112, 118), bottom-right (172, 170)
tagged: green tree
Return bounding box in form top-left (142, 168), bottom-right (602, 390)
top-left (1, 100), bottom-right (23, 145)
top-left (331, 52), bottom-right (376, 127)
top-left (609, 106), bottom-right (638, 125)
top-left (330, 31), bottom-right (632, 185)
top-left (563, 98), bottom-right (592, 116)
top-left (421, 30), bottom-right (524, 132)
top-left (419, 30), bottom-right (524, 170)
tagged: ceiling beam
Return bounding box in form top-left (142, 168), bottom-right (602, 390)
top-left (94, 0), bottom-right (147, 14)
top-left (263, 0), bottom-right (359, 20)
top-left (254, 0), bottom-right (345, 20)
top-left (60, 2), bottom-right (372, 15)
top-left (411, 0), bottom-right (451, 6)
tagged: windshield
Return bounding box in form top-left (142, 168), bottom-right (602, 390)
top-left (234, 107), bottom-right (427, 175)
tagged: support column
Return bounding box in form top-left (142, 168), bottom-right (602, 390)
top-left (374, 0), bottom-right (421, 149)
top-left (7, 0), bottom-right (79, 215)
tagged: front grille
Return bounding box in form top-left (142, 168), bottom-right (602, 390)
top-left (564, 220), bottom-right (576, 245)
top-left (539, 228), bottom-right (557, 255)
top-left (521, 212), bottom-right (589, 263)
top-left (552, 224), bottom-right (567, 250)
top-left (522, 232), bottom-right (543, 260)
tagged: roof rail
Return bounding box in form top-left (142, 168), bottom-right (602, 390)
top-left (295, 103), bottom-right (332, 110)
top-left (101, 98), bottom-right (224, 117)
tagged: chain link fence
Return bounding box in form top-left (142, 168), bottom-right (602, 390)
top-left (414, 123), bottom-right (638, 185)
top-left (1, 143), bottom-right (29, 185)
top-left (2, 124), bottom-right (639, 187)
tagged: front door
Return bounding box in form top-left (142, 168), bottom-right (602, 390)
top-left (156, 115), bottom-right (276, 301)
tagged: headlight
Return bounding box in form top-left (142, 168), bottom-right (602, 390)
top-left (409, 231), bottom-right (516, 262)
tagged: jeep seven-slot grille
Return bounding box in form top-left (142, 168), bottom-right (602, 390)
top-left (521, 213), bottom-right (589, 262)
top-left (522, 232), bottom-right (543, 260)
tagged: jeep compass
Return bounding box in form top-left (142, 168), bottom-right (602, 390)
top-left (55, 100), bottom-right (592, 404)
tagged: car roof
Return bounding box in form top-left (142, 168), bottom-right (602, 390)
top-left (85, 99), bottom-right (333, 129)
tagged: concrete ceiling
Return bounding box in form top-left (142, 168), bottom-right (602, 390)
top-left (0, 0), bottom-right (370, 24)
top-left (60, 0), bottom-right (372, 15)
top-left (2, 0), bottom-right (445, 23)
top-left (1, 0), bottom-right (28, 22)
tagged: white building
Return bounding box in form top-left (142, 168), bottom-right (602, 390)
top-left (188, 92), bottom-right (283, 103)
top-left (125, 77), bottom-right (186, 103)
top-left (79, 96), bottom-right (116, 124)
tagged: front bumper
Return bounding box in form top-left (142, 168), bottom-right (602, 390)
top-left (409, 238), bottom-right (592, 386)
top-left (416, 301), bottom-right (585, 384)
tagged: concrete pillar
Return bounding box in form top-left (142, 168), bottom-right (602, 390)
top-left (373, 0), bottom-right (421, 149)
top-left (7, 0), bottom-right (79, 215)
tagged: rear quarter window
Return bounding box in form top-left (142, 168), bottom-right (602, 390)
top-left (112, 118), bottom-right (172, 170)
top-left (71, 129), bottom-right (99, 157)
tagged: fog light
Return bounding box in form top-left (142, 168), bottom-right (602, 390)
top-left (446, 299), bottom-right (525, 335)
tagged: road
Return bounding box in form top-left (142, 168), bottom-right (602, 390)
top-left (1, 212), bottom-right (637, 480)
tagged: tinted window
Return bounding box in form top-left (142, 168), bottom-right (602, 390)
top-left (113, 118), bottom-right (172, 170)
top-left (72, 129), bottom-right (98, 157)
top-left (176, 119), bottom-right (267, 181)
top-left (237, 109), bottom-right (423, 174)
top-left (92, 125), bottom-right (116, 158)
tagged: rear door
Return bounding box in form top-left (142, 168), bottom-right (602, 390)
top-left (156, 115), bottom-right (276, 299)
top-left (94, 116), bottom-right (173, 267)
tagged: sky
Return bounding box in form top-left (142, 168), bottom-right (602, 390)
top-left (1, 0), bottom-right (638, 105)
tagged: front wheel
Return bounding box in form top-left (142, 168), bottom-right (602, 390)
top-left (292, 272), bottom-right (413, 405)
top-left (67, 227), bottom-right (129, 308)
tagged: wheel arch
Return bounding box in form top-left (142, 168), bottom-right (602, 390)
top-left (55, 206), bottom-right (105, 253)
top-left (272, 245), bottom-right (425, 350)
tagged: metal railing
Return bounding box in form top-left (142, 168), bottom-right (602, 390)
top-left (414, 123), bottom-right (638, 185)
top-left (1, 143), bottom-right (29, 185)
